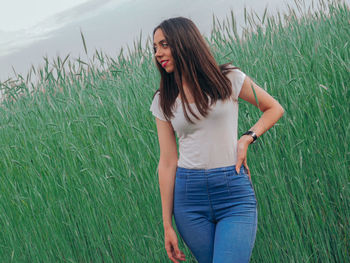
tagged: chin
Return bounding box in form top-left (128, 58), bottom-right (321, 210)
top-left (165, 67), bottom-right (174, 73)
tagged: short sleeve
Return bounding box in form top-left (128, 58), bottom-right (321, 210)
top-left (227, 68), bottom-right (246, 100)
top-left (149, 92), bottom-right (167, 121)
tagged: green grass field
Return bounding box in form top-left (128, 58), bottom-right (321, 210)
top-left (0, 0), bottom-right (349, 262)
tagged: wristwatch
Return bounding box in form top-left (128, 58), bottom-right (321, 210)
top-left (242, 130), bottom-right (258, 144)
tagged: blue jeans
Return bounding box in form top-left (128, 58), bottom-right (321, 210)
top-left (173, 164), bottom-right (258, 263)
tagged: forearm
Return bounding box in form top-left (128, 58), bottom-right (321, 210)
top-left (158, 162), bottom-right (178, 231)
top-left (241, 105), bottom-right (285, 143)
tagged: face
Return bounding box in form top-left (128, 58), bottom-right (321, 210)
top-left (153, 28), bottom-right (174, 73)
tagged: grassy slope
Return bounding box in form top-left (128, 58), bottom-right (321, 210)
top-left (0, 0), bottom-right (348, 262)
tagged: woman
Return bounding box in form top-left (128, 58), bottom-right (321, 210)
top-left (149, 17), bottom-right (284, 263)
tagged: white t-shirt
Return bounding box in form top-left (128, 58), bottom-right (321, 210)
top-left (149, 68), bottom-right (246, 169)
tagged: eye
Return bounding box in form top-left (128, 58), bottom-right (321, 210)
top-left (153, 43), bottom-right (169, 54)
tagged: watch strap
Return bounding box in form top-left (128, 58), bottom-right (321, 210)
top-left (242, 130), bottom-right (257, 144)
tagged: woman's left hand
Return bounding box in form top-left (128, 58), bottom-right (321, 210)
top-left (235, 136), bottom-right (252, 181)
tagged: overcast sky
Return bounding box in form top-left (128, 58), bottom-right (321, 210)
top-left (0, 0), bottom-right (346, 84)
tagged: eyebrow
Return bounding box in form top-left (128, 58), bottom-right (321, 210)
top-left (153, 39), bottom-right (166, 47)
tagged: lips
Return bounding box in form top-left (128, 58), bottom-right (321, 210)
top-left (160, 60), bottom-right (169, 67)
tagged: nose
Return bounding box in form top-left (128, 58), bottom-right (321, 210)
top-left (155, 47), bottom-right (163, 58)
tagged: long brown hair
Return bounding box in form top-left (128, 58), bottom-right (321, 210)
top-left (152, 16), bottom-right (241, 124)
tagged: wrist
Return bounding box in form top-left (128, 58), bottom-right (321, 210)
top-left (240, 135), bottom-right (254, 145)
top-left (163, 222), bottom-right (173, 231)
top-left (163, 224), bottom-right (173, 232)
top-left (241, 130), bottom-right (258, 144)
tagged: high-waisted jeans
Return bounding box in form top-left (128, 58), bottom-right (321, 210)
top-left (173, 164), bottom-right (258, 263)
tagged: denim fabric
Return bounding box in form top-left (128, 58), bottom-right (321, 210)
top-left (173, 164), bottom-right (258, 263)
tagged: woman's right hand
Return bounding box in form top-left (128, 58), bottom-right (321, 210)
top-left (164, 227), bottom-right (186, 262)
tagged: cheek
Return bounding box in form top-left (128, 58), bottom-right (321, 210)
top-left (167, 50), bottom-right (173, 58)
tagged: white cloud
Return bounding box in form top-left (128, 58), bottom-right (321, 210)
top-left (0, 0), bottom-right (90, 32)
top-left (0, 0), bottom-right (127, 57)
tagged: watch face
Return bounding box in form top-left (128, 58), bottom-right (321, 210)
top-left (242, 131), bottom-right (257, 143)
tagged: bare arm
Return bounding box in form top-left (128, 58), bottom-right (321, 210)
top-left (238, 75), bottom-right (285, 144)
top-left (155, 117), bottom-right (178, 231)
top-left (154, 117), bottom-right (186, 262)
top-left (234, 75), bottom-right (285, 175)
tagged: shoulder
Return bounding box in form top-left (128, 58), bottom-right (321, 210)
top-left (223, 64), bottom-right (245, 79)
top-left (151, 90), bottom-right (161, 103)
top-left (222, 64), bottom-right (247, 99)
top-left (152, 89), bottom-right (160, 98)
top-left (150, 90), bottom-right (168, 121)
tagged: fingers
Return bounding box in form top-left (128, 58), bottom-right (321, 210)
top-left (166, 248), bottom-right (179, 263)
top-left (166, 242), bottom-right (186, 262)
top-left (243, 159), bottom-right (249, 174)
top-left (236, 141), bottom-right (246, 173)
top-left (174, 244), bottom-right (186, 261)
top-left (166, 247), bottom-right (178, 263)
top-left (165, 242), bottom-right (178, 263)
top-left (243, 159), bottom-right (251, 181)
top-left (235, 160), bottom-right (241, 173)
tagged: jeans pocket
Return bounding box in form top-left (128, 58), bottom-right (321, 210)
top-left (241, 170), bottom-right (258, 206)
top-left (242, 169), bottom-right (254, 190)
top-left (247, 176), bottom-right (254, 189)
top-left (227, 167), bottom-right (255, 191)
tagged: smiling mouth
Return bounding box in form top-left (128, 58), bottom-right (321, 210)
top-left (161, 60), bottom-right (169, 67)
